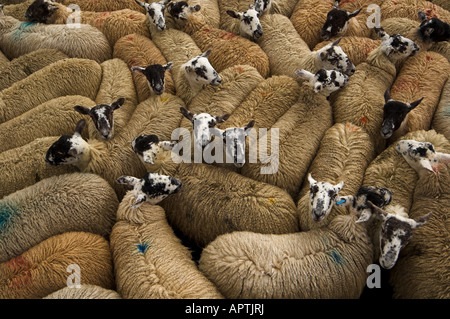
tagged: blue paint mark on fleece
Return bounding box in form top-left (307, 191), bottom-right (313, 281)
top-left (9, 22), bottom-right (36, 41)
top-left (0, 202), bottom-right (17, 233)
top-left (328, 250), bottom-right (343, 265)
top-left (137, 243), bottom-right (150, 254)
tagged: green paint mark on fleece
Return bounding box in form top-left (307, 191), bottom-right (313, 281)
top-left (328, 250), bottom-right (344, 265)
top-left (0, 201), bottom-right (18, 233)
top-left (9, 22), bottom-right (36, 41)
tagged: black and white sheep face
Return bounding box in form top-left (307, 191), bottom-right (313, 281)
top-left (25, 0), bottom-right (58, 23)
top-left (131, 62), bottom-right (173, 95)
top-left (45, 119), bottom-right (89, 166)
top-left (381, 91), bottom-right (424, 139)
top-left (307, 174), bottom-right (344, 222)
top-left (254, 0), bottom-right (271, 16)
top-left (167, 1), bottom-right (200, 22)
top-left (74, 98), bottom-right (125, 139)
top-left (117, 173), bottom-right (182, 208)
top-left (396, 140), bottom-right (450, 174)
top-left (131, 134), bottom-right (175, 165)
top-left (226, 6), bottom-right (263, 40)
top-left (418, 11), bottom-right (450, 43)
top-left (317, 38), bottom-right (356, 76)
top-left (295, 69), bottom-right (349, 94)
top-left (135, 0), bottom-right (170, 31)
top-left (183, 50), bottom-right (222, 87)
top-left (376, 28), bottom-right (419, 58)
top-left (180, 107), bottom-right (230, 148)
top-left (321, 1), bottom-right (361, 40)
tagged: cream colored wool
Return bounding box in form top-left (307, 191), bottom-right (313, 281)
top-left (144, 153), bottom-right (299, 247)
top-left (314, 36), bottom-right (382, 66)
top-left (2, 0), bottom-right (33, 21)
top-left (40, 2), bottom-right (150, 47)
top-left (432, 79), bottom-right (450, 140)
top-left (110, 192), bottom-right (224, 299)
top-left (44, 285), bottom-right (122, 299)
top-left (240, 83), bottom-right (333, 200)
top-left (0, 49), bottom-right (69, 91)
top-left (296, 123), bottom-right (376, 231)
top-left (379, 0), bottom-right (450, 23)
top-left (0, 232), bottom-right (115, 299)
top-left (198, 214), bottom-right (373, 299)
top-left (0, 58), bottom-right (102, 124)
top-left (0, 173), bottom-right (118, 263)
top-left (0, 137), bottom-right (79, 199)
top-left (387, 51), bottom-right (450, 144)
top-left (55, 0), bottom-right (146, 14)
top-left (329, 45), bottom-right (399, 154)
top-left (180, 13), bottom-right (270, 78)
top-left (0, 95), bottom-right (93, 154)
top-left (389, 137), bottom-right (450, 298)
top-left (93, 58), bottom-right (138, 140)
top-left (0, 14), bottom-right (112, 63)
top-left (113, 33), bottom-right (176, 103)
top-left (189, 0), bottom-right (220, 28)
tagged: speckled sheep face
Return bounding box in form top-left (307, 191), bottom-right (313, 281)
top-left (308, 174), bottom-right (344, 222)
top-left (131, 62), bottom-right (173, 95)
top-left (318, 39), bottom-right (356, 76)
top-left (376, 28), bottom-right (419, 58)
top-left (167, 1), bottom-right (200, 22)
top-left (132, 134), bottom-right (160, 165)
top-left (25, 0), bottom-right (59, 23)
top-left (45, 119), bottom-right (89, 166)
top-left (116, 173), bottom-right (182, 208)
top-left (254, 0), bottom-right (272, 16)
top-left (418, 12), bottom-right (450, 43)
top-left (321, 1), bottom-right (361, 41)
top-left (183, 50), bottom-right (222, 87)
top-left (314, 69), bottom-right (349, 94)
top-left (226, 7), bottom-right (263, 40)
top-left (74, 98), bottom-right (124, 139)
top-left (135, 0), bottom-right (170, 31)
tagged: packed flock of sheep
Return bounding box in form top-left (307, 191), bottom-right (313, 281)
top-left (0, 0), bottom-right (449, 299)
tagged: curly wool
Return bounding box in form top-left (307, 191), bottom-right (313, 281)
top-left (0, 173), bottom-right (118, 263)
top-left (56, 0), bottom-right (146, 14)
top-left (44, 285), bottom-right (122, 299)
top-left (113, 33), bottom-right (176, 103)
top-left (0, 232), bottom-right (115, 299)
top-left (199, 214), bottom-right (373, 299)
top-left (297, 122), bottom-right (376, 231)
top-left (432, 79), bottom-right (450, 140)
top-left (0, 58), bottom-right (102, 124)
top-left (240, 83), bottom-right (333, 200)
top-left (0, 49), bottom-right (68, 91)
top-left (110, 192), bottom-right (224, 299)
top-left (379, 0), bottom-right (450, 23)
top-left (2, 0), bottom-right (34, 21)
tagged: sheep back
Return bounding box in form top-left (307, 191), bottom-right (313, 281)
top-left (199, 214), bottom-right (373, 299)
top-left (0, 173), bottom-right (118, 263)
top-left (56, 0), bottom-right (146, 14)
top-left (432, 78), bottom-right (450, 140)
top-left (44, 285), bottom-right (122, 299)
top-left (379, 0), bottom-right (450, 23)
top-left (110, 192), bottom-right (223, 299)
top-left (0, 231), bottom-right (115, 299)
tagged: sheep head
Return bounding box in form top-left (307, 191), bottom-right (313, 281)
top-left (417, 11), bottom-right (450, 44)
top-left (315, 38), bottom-right (356, 76)
top-left (167, 1), bottom-right (200, 23)
top-left (131, 134), bottom-right (175, 165)
top-left (131, 62), bottom-right (173, 95)
top-left (295, 69), bottom-right (349, 95)
top-left (375, 27), bottom-right (419, 59)
top-left (321, 1), bottom-right (362, 40)
top-left (135, 0), bottom-right (171, 31)
top-left (226, 5), bottom-right (263, 40)
top-left (182, 50), bottom-right (222, 88)
top-left (25, 0), bottom-right (59, 23)
top-left (307, 173), bottom-right (344, 222)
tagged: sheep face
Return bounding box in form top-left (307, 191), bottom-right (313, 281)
top-left (180, 107), bottom-right (230, 148)
top-left (418, 11), bottom-right (450, 43)
top-left (74, 98), bottom-right (124, 140)
top-left (321, 1), bottom-right (361, 40)
top-left (131, 62), bottom-right (173, 95)
top-left (131, 134), bottom-right (175, 165)
top-left (295, 69), bottom-right (349, 94)
top-left (349, 186), bottom-right (393, 223)
top-left (45, 119), bottom-right (89, 166)
top-left (25, 0), bottom-right (59, 23)
top-left (135, 0), bottom-right (170, 31)
top-left (396, 140), bottom-right (450, 174)
top-left (182, 50), bottom-right (222, 87)
top-left (117, 173), bottom-right (182, 208)
top-left (213, 120), bottom-right (255, 168)
top-left (226, 7), bottom-right (263, 40)
top-left (167, 1), bottom-right (200, 22)
top-left (376, 28), bottom-right (419, 58)
top-left (307, 174), bottom-right (344, 222)
top-left (254, 0), bottom-right (272, 16)
top-left (317, 38), bottom-right (356, 76)
top-left (381, 90), bottom-right (423, 139)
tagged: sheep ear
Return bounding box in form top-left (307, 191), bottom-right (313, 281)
top-left (409, 97), bottom-right (424, 110)
top-left (419, 158), bottom-right (434, 173)
top-left (180, 107), bottom-right (194, 122)
top-left (201, 49), bottom-right (212, 58)
top-left (368, 201), bottom-right (388, 221)
top-left (244, 120), bottom-right (255, 134)
top-left (333, 1), bottom-right (340, 9)
top-left (335, 181), bottom-right (344, 192)
top-left (410, 213), bottom-right (431, 229)
top-left (418, 11), bottom-right (428, 22)
top-left (216, 113), bottom-right (230, 123)
top-left (74, 105), bottom-right (91, 115)
top-left (191, 4), bottom-right (201, 12)
top-left (374, 27), bottom-right (388, 40)
top-left (116, 175), bottom-right (141, 187)
top-left (0, 4), bottom-right (4, 12)
top-left (436, 152), bottom-right (450, 164)
top-left (307, 173), bottom-right (317, 185)
top-left (294, 69), bottom-right (312, 80)
top-left (226, 10), bottom-right (241, 19)
top-left (163, 62), bottom-right (174, 71)
top-left (74, 119), bottom-right (86, 136)
top-left (347, 8), bottom-right (362, 19)
top-left (331, 38), bottom-right (342, 46)
top-left (131, 66), bottom-right (146, 74)
top-left (112, 98), bottom-right (125, 110)
top-left (131, 193), bottom-right (147, 209)
top-left (384, 89), bottom-right (391, 103)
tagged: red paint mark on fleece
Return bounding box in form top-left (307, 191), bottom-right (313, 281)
top-left (346, 123), bottom-right (359, 131)
top-left (426, 55), bottom-right (432, 61)
top-left (6, 255), bottom-right (32, 290)
top-left (220, 31), bottom-right (237, 40)
top-left (127, 36), bottom-right (134, 41)
top-left (129, 14), bottom-right (135, 19)
top-left (359, 116), bottom-right (368, 125)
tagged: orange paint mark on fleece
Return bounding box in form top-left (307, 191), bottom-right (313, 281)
top-left (126, 36), bottom-right (134, 41)
top-left (346, 123), bottom-right (360, 131)
top-left (359, 116), bottom-right (368, 125)
top-left (6, 255), bottom-right (32, 290)
top-left (261, 91), bottom-right (274, 98)
top-left (220, 31), bottom-right (237, 40)
top-left (235, 66), bottom-right (245, 74)
top-left (392, 78), bottom-right (420, 93)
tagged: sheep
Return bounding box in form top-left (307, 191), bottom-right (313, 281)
top-left (24, 0), bottom-right (150, 47)
top-left (256, 13), bottom-right (356, 79)
top-left (313, 36), bottom-right (382, 67)
top-left (169, 3), bottom-right (270, 78)
top-left (329, 27), bottom-right (420, 154)
top-left (295, 122), bottom-right (376, 231)
top-left (0, 95), bottom-right (94, 154)
top-left (0, 173), bottom-right (118, 263)
top-left (380, 52), bottom-right (449, 144)
top-left (0, 231), bottom-right (115, 299)
top-left (110, 180), bottom-right (224, 299)
top-left (389, 138), bottom-right (450, 298)
top-left (198, 214), bottom-right (373, 298)
top-left (44, 285), bottom-right (122, 299)
top-left (295, 68), bottom-right (350, 97)
top-left (0, 7), bottom-right (112, 63)
top-left (0, 58), bottom-right (102, 124)
top-left (432, 79), bottom-right (450, 140)
top-left (113, 33), bottom-right (176, 102)
top-left (240, 83), bottom-right (333, 200)
top-left (0, 48), bottom-right (68, 91)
